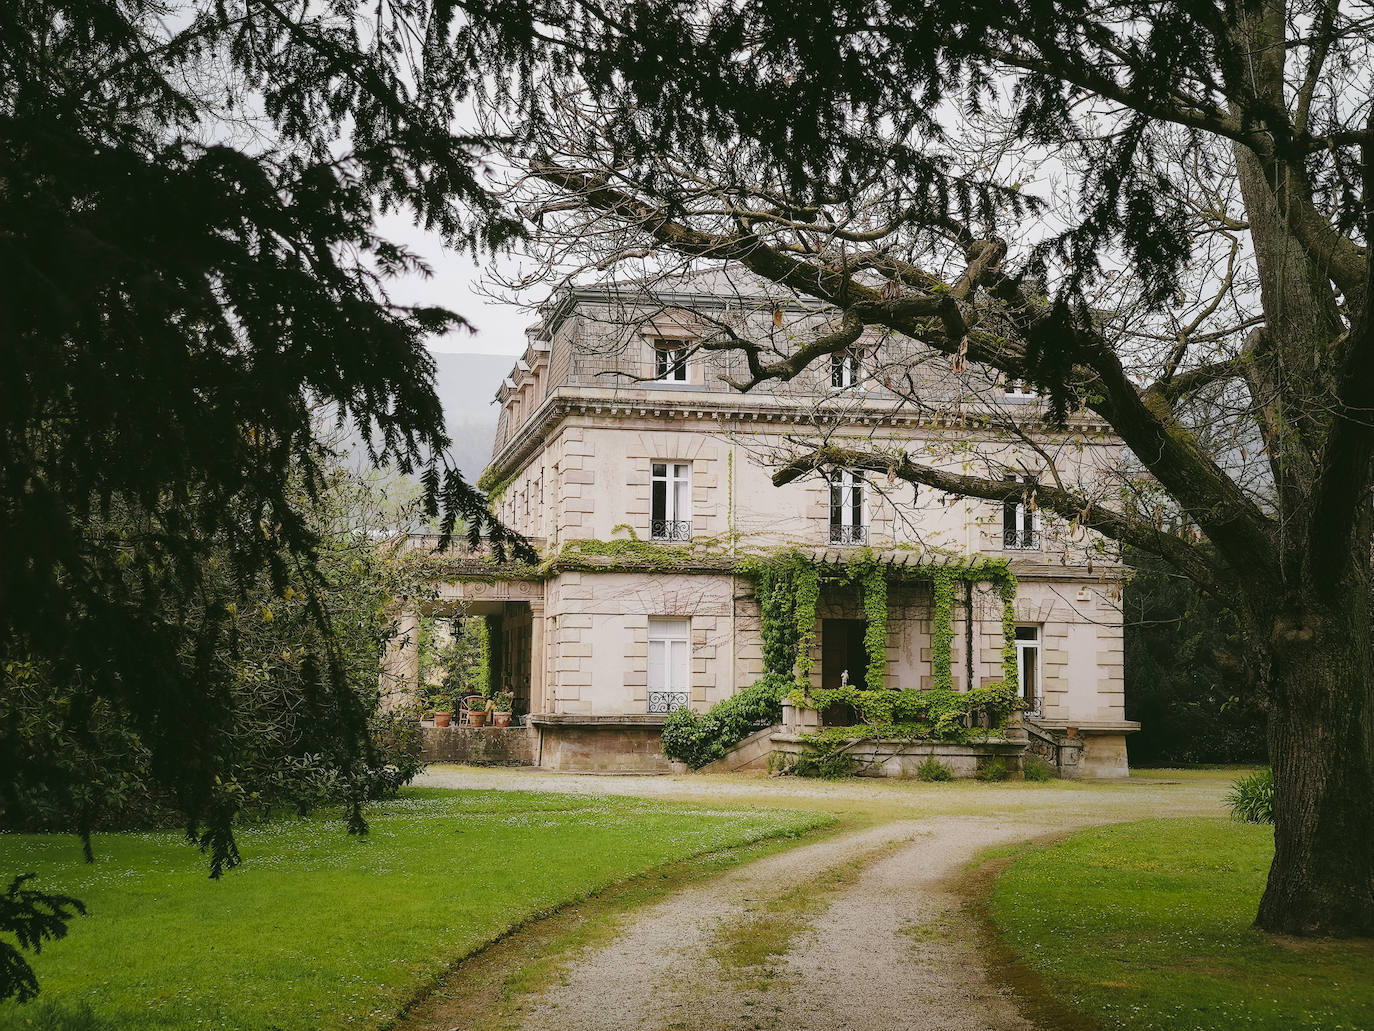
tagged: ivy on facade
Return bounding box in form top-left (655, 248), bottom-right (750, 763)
top-left (407, 540), bottom-right (1021, 695)
top-left (737, 548), bottom-right (1018, 694)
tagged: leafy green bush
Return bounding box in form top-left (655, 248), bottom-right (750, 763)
top-left (915, 755), bottom-right (953, 781)
top-left (1226, 768), bottom-right (1274, 824)
top-left (364, 710), bottom-right (426, 798)
top-left (785, 682), bottom-right (1017, 742)
top-left (1022, 757), bottom-right (1056, 782)
top-left (661, 674), bottom-right (791, 768)
top-left (976, 757), bottom-right (1009, 782)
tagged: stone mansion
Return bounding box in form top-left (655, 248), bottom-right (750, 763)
top-left (390, 273), bottom-right (1137, 776)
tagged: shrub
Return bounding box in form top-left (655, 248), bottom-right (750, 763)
top-left (792, 749), bottom-right (860, 778)
top-left (661, 674), bottom-right (791, 768)
top-left (769, 745), bottom-right (859, 779)
top-left (976, 757), bottom-right (1009, 782)
top-left (1022, 757), bottom-right (1056, 782)
top-left (1226, 767), bottom-right (1274, 824)
top-left (915, 755), bottom-right (953, 781)
top-left (363, 710), bottom-right (426, 799)
top-left (785, 682), bottom-right (1017, 742)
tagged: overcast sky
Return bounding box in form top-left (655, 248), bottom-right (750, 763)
top-left (378, 212), bottom-right (537, 358)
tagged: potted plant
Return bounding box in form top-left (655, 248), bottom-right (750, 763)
top-left (491, 691), bottom-right (514, 727)
top-left (424, 685), bottom-right (453, 727)
top-left (465, 694), bottom-right (489, 727)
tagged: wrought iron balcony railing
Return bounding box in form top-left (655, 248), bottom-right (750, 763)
top-left (829, 524), bottom-right (868, 546)
top-left (651, 519), bottom-right (692, 542)
top-left (648, 690), bottom-right (689, 714)
top-left (1003, 529), bottom-right (1042, 551)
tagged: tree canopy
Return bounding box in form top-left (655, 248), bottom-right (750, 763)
top-left (473, 0), bottom-right (1373, 935)
top-left (0, 0), bottom-right (540, 998)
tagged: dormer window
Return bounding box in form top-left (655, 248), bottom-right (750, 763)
top-left (1004, 377), bottom-right (1038, 399)
top-left (830, 348), bottom-right (862, 389)
top-left (653, 339), bottom-right (689, 382)
top-left (829, 470), bottom-right (867, 546)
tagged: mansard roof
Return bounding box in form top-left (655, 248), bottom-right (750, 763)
top-left (485, 267), bottom-right (1115, 482)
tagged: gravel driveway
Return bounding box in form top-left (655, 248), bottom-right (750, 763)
top-left (405, 765), bottom-right (1234, 1031)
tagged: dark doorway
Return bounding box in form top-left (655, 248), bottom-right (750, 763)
top-left (821, 619), bottom-right (868, 690)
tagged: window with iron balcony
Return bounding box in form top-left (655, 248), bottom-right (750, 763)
top-left (829, 470), bottom-right (867, 546)
top-left (651, 462), bottom-right (692, 541)
top-left (1002, 473), bottom-right (1041, 551)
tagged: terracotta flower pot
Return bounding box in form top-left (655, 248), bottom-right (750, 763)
top-left (433, 711), bottom-right (452, 728)
top-left (469, 710), bottom-right (488, 728)
top-left (493, 711), bottom-right (511, 728)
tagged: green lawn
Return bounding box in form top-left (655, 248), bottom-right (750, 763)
top-left (989, 818), bottom-right (1374, 1031)
top-left (0, 788), bottom-right (827, 1031)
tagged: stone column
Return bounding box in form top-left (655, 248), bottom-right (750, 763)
top-left (379, 606), bottom-right (420, 711)
top-left (528, 598), bottom-right (546, 714)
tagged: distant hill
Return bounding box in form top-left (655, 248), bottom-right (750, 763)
top-left (330, 351), bottom-right (512, 484)
top-left (432, 352), bottom-right (511, 481)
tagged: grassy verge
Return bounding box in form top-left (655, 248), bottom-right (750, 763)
top-left (0, 788), bottom-right (827, 1031)
top-left (986, 818), bottom-right (1374, 1031)
top-left (396, 816), bottom-right (857, 1031)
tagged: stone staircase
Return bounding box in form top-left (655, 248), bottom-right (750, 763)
top-left (696, 724), bottom-right (782, 773)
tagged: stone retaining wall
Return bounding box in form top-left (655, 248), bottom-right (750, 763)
top-left (768, 732), bottom-right (1026, 778)
top-left (535, 723), bottom-right (676, 772)
top-left (420, 724), bottom-right (537, 765)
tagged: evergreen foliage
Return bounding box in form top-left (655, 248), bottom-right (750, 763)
top-left (0, 449), bottom-right (431, 994)
top-left (0, 0), bottom-right (552, 998)
top-left (0, 877), bottom-right (85, 1005)
top-left (1124, 548), bottom-right (1265, 765)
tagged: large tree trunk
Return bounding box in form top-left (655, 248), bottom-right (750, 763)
top-left (1255, 586), bottom-right (1374, 936)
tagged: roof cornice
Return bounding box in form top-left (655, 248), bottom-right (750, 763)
top-left (486, 387), bottom-right (1118, 483)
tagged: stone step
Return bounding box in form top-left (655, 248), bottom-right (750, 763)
top-left (696, 723), bottom-right (783, 774)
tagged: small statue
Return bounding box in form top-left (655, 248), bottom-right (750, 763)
top-left (841, 669), bottom-right (849, 687)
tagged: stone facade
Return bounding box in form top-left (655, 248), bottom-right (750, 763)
top-left (394, 276), bottom-right (1139, 774)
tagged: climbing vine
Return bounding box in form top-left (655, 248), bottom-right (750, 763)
top-left (741, 550), bottom-right (820, 685)
top-left (1000, 580), bottom-right (1020, 694)
top-left (476, 463), bottom-right (515, 500)
top-left (410, 538), bottom-right (1021, 700)
top-left (785, 683), bottom-right (1017, 740)
top-left (481, 615), bottom-right (499, 695)
top-left (754, 561), bottom-right (799, 677)
top-left (846, 553), bottom-right (888, 690)
top-left (930, 569), bottom-right (957, 691)
top-left (792, 562), bottom-right (820, 687)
